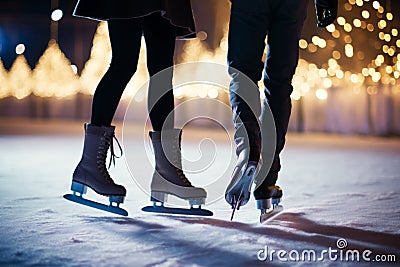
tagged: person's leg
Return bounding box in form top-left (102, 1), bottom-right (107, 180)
top-left (228, 0), bottom-right (271, 147)
top-left (143, 13), bottom-right (207, 207)
top-left (225, 0), bottom-right (271, 210)
top-left (143, 12), bottom-right (176, 131)
top-left (91, 19), bottom-right (143, 126)
top-left (255, 0), bottom-right (308, 195)
top-left (70, 19), bottom-right (143, 206)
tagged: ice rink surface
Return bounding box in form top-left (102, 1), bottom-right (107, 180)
top-left (0, 119), bottom-right (399, 266)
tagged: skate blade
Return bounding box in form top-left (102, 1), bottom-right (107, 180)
top-left (142, 205), bottom-right (213, 216)
top-left (260, 205), bottom-right (284, 224)
top-left (150, 191), bottom-right (206, 209)
top-left (63, 194), bottom-right (128, 216)
top-left (230, 195), bottom-right (243, 221)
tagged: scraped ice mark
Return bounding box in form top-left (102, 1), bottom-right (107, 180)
top-left (302, 192), bottom-right (314, 198)
top-left (330, 192), bottom-right (369, 198)
top-left (70, 237), bottom-right (84, 243)
top-left (275, 213), bottom-right (400, 250)
top-left (14, 251), bottom-right (24, 257)
top-left (148, 258), bottom-right (184, 267)
top-left (36, 208), bottom-right (57, 214)
top-left (14, 197), bottom-right (41, 201)
top-left (372, 191), bottom-right (398, 201)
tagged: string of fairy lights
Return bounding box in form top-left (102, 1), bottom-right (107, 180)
top-left (0, 0), bottom-right (398, 101)
top-left (294, 0), bottom-right (399, 100)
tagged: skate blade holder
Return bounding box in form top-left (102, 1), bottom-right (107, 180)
top-left (228, 164), bottom-right (256, 209)
top-left (256, 197), bottom-right (281, 213)
top-left (151, 191), bottom-right (205, 209)
top-left (71, 181), bottom-right (125, 207)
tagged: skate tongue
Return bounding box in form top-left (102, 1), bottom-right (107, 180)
top-left (230, 195), bottom-right (243, 221)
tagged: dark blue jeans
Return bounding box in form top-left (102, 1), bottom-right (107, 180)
top-left (228, 0), bottom-right (308, 187)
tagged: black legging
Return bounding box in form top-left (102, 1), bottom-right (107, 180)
top-left (91, 12), bottom-right (176, 131)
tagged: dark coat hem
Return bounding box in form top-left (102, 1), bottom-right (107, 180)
top-left (73, 2), bottom-right (196, 40)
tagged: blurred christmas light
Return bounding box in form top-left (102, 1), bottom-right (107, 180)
top-left (0, 60), bottom-right (9, 98)
top-left (337, 17), bottom-right (346, 25)
top-left (350, 73), bottom-right (359, 83)
top-left (208, 88), bottom-right (219, 99)
top-left (315, 89), bottom-right (328, 100)
top-left (8, 55), bottom-right (32, 99)
top-left (353, 19), bottom-right (362, 27)
top-left (336, 69), bottom-right (344, 79)
top-left (326, 24), bottom-right (335, 32)
top-left (197, 31), bottom-right (208, 41)
top-left (308, 43), bottom-right (317, 53)
top-left (368, 68), bottom-right (376, 75)
top-left (319, 68), bottom-right (328, 78)
top-left (332, 50), bottom-right (341, 59)
top-left (323, 78), bottom-right (333, 88)
top-left (299, 39), bottom-right (308, 49)
top-left (345, 44), bottom-right (354, 57)
top-left (51, 9), bottom-right (63, 22)
top-left (357, 51), bottom-right (365, 60)
top-left (371, 72), bottom-right (381, 82)
top-left (344, 35), bottom-right (352, 43)
top-left (362, 68), bottom-right (369, 76)
top-left (367, 85), bottom-right (378, 94)
top-left (332, 30), bottom-right (341, 38)
top-left (355, 0), bottom-right (363, 7)
top-left (71, 65), bottom-right (78, 74)
top-left (32, 41), bottom-right (80, 98)
top-left (328, 58), bottom-right (337, 67)
top-left (290, 90), bottom-right (301, 101)
top-left (344, 23), bottom-right (353, 32)
top-left (15, 44), bottom-right (25, 55)
top-left (382, 44), bottom-right (389, 53)
top-left (362, 10), bottom-right (370, 19)
top-left (378, 19), bottom-right (387, 29)
top-left (372, 1), bottom-right (380, 9)
top-left (367, 23), bottom-right (374, 31)
top-left (197, 86), bottom-right (208, 98)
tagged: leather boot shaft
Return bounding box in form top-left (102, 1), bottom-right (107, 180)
top-left (73, 123), bottom-right (126, 196)
top-left (149, 129), bottom-right (207, 199)
top-left (150, 129), bottom-right (191, 187)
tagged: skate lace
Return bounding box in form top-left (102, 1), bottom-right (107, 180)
top-left (172, 136), bottom-right (191, 186)
top-left (97, 133), bottom-right (123, 183)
